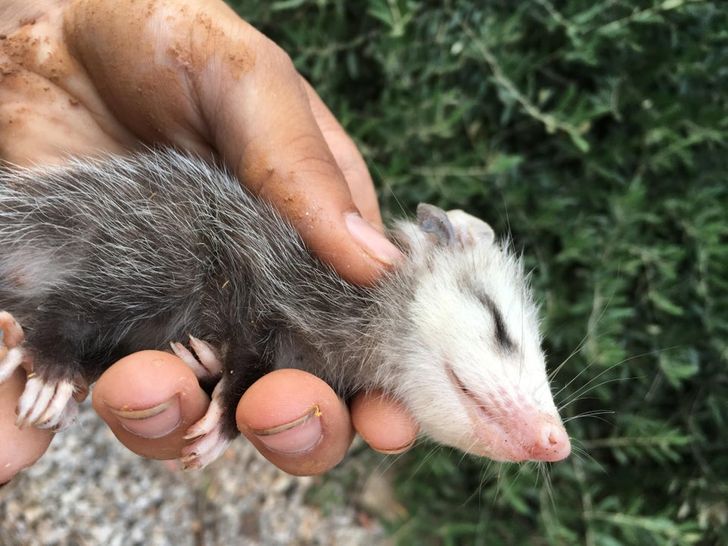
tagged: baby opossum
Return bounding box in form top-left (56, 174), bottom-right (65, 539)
top-left (0, 149), bottom-right (570, 468)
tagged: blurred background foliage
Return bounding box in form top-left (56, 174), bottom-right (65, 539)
top-left (228, 1), bottom-right (727, 544)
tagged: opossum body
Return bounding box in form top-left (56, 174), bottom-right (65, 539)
top-left (0, 150), bottom-right (570, 468)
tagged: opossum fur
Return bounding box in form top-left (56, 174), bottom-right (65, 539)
top-left (0, 149), bottom-right (570, 465)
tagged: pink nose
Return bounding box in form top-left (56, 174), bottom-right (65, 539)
top-left (531, 422), bottom-right (571, 462)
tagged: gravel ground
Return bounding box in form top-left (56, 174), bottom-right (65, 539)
top-left (0, 404), bottom-right (386, 546)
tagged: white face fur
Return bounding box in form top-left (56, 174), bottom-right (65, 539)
top-left (392, 206), bottom-right (570, 463)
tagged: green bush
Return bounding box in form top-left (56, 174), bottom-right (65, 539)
top-left (229, 1), bottom-right (727, 544)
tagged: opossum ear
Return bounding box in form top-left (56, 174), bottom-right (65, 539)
top-left (417, 204), bottom-right (456, 246)
top-left (446, 209), bottom-right (495, 247)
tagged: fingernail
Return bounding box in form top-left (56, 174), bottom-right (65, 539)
top-left (251, 405), bottom-right (323, 455)
top-left (345, 213), bottom-right (402, 266)
top-left (376, 437), bottom-right (417, 455)
top-left (107, 395), bottom-right (181, 439)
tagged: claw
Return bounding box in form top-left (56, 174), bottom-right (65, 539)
top-left (16, 377), bottom-right (76, 430)
top-left (37, 397), bottom-right (79, 430)
top-left (0, 311), bottom-right (78, 431)
top-left (38, 381), bottom-right (76, 425)
top-left (180, 380), bottom-right (231, 469)
top-left (0, 347), bottom-right (24, 383)
top-left (183, 382), bottom-right (224, 441)
top-left (170, 341), bottom-right (208, 377)
top-left (23, 378), bottom-right (56, 425)
top-left (181, 431), bottom-right (231, 470)
top-left (188, 336), bottom-right (223, 376)
top-left (170, 336), bottom-right (223, 381)
top-left (0, 311), bottom-right (25, 383)
top-left (15, 375), bottom-right (43, 428)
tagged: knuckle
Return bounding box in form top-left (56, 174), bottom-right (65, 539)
top-left (258, 39), bottom-right (298, 78)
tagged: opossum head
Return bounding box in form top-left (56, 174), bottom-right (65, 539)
top-left (391, 205), bottom-right (570, 463)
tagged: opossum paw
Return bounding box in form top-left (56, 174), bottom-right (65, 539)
top-left (15, 376), bottom-right (78, 430)
top-left (0, 311), bottom-right (25, 383)
top-left (180, 381), bottom-right (231, 469)
top-left (170, 336), bottom-right (223, 381)
top-left (180, 426), bottom-right (232, 471)
top-left (35, 396), bottom-right (79, 431)
top-left (0, 347), bottom-right (24, 384)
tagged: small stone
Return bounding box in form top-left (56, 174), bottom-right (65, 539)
top-left (0, 404), bottom-right (382, 545)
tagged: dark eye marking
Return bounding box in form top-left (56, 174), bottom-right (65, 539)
top-left (475, 291), bottom-right (516, 352)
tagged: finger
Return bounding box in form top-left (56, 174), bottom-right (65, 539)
top-left (300, 78), bottom-right (382, 229)
top-left (0, 367), bottom-right (53, 483)
top-left (92, 350), bottom-right (210, 460)
top-left (236, 369), bottom-right (353, 476)
top-left (351, 391), bottom-right (418, 454)
top-left (201, 36), bottom-right (401, 285)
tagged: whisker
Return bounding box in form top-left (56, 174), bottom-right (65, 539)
top-left (555, 346), bottom-right (670, 407)
top-left (540, 462), bottom-right (556, 512)
top-left (556, 344), bottom-right (682, 406)
top-left (550, 358), bottom-right (600, 402)
top-left (546, 327), bottom-right (599, 383)
top-left (548, 281), bottom-right (618, 383)
top-left (401, 441), bottom-right (444, 483)
top-left (569, 441), bottom-right (606, 474)
top-left (559, 376), bottom-right (638, 412)
top-left (562, 410), bottom-right (616, 424)
top-left (370, 161), bottom-right (408, 219)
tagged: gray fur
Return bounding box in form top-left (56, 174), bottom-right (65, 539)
top-left (0, 151), bottom-right (414, 399)
top-left (0, 149), bottom-right (549, 452)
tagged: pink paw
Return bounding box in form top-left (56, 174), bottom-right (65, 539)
top-left (1, 311), bottom-right (79, 431)
top-left (0, 311), bottom-right (25, 383)
top-left (16, 375), bottom-right (78, 430)
top-left (170, 335), bottom-right (224, 381)
top-left (180, 381), bottom-right (232, 470)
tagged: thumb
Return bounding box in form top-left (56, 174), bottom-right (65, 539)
top-left (198, 38), bottom-right (401, 285)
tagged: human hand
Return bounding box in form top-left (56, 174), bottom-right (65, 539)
top-left (0, 0), bottom-right (417, 483)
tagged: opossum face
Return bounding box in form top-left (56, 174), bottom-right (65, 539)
top-left (394, 205), bottom-right (570, 463)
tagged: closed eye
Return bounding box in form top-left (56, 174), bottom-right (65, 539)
top-left (475, 291), bottom-right (516, 352)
